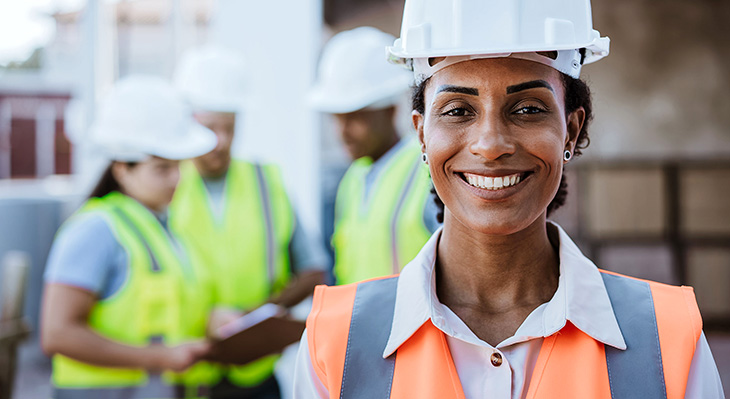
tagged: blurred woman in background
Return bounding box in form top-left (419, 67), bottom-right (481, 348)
top-left (41, 76), bottom-right (219, 399)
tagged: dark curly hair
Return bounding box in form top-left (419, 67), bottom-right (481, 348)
top-left (413, 72), bottom-right (593, 223)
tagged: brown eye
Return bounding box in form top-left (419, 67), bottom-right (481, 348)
top-left (514, 106), bottom-right (546, 115)
top-left (441, 105), bottom-right (472, 117)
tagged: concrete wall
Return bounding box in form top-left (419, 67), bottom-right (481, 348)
top-left (209, 0), bottom-right (324, 239)
top-left (586, 0), bottom-right (730, 159)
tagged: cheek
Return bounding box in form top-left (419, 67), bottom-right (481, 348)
top-left (520, 126), bottom-right (567, 202)
top-left (352, 120), bottom-right (373, 139)
top-left (423, 119), bottom-right (463, 166)
top-left (423, 125), bottom-right (464, 193)
top-left (138, 174), bottom-right (162, 196)
top-left (152, 173), bottom-right (178, 203)
top-left (169, 168), bottom-right (181, 187)
top-left (525, 127), bottom-right (565, 167)
top-left (143, 171), bottom-right (171, 191)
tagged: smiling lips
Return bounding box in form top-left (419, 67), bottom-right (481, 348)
top-left (462, 172), bottom-right (523, 190)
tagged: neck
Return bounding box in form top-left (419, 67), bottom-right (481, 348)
top-left (369, 131), bottom-right (400, 163)
top-left (436, 213), bottom-right (559, 314)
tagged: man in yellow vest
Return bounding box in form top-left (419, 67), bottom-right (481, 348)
top-left (308, 27), bottom-right (441, 285)
top-left (170, 46), bottom-right (327, 399)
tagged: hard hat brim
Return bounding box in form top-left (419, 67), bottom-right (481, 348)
top-left (153, 122), bottom-right (218, 160)
top-left (307, 75), bottom-right (412, 114)
top-left (91, 121), bottom-right (218, 162)
top-left (387, 36), bottom-right (610, 67)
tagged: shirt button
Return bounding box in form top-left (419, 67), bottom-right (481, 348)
top-left (490, 352), bottom-right (503, 367)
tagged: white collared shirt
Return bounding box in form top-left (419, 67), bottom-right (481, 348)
top-left (293, 223), bottom-right (725, 398)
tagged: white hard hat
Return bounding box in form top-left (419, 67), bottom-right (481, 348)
top-left (308, 27), bottom-right (413, 114)
top-left (174, 45), bottom-right (247, 113)
top-left (90, 75), bottom-right (217, 162)
top-left (388, 0), bottom-right (610, 82)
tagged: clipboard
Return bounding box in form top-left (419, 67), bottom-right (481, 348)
top-left (204, 304), bottom-right (306, 365)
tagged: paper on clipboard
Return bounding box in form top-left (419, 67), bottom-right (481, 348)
top-left (216, 303), bottom-right (286, 339)
top-left (205, 303), bottom-right (306, 365)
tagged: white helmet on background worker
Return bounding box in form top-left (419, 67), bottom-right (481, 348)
top-left (308, 26), bottom-right (413, 114)
top-left (388, 0), bottom-right (610, 83)
top-left (90, 75), bottom-right (217, 162)
top-left (173, 45), bottom-right (248, 113)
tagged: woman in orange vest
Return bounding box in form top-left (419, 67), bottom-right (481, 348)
top-left (293, 1), bottom-right (726, 398)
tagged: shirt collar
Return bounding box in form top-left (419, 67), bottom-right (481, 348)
top-left (383, 222), bottom-right (626, 358)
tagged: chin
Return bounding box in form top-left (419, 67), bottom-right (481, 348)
top-left (203, 161), bottom-right (228, 176)
top-left (449, 204), bottom-right (541, 237)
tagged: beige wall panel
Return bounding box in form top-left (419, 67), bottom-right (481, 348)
top-left (586, 169), bottom-right (666, 237)
top-left (599, 245), bottom-right (676, 285)
top-left (681, 169), bottom-right (730, 235)
top-left (687, 248), bottom-right (730, 319)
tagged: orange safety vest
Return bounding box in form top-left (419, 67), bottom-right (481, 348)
top-left (306, 270), bottom-right (702, 399)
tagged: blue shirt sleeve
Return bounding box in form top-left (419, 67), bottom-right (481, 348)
top-left (44, 212), bottom-right (129, 300)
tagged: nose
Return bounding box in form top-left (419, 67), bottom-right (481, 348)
top-left (468, 115), bottom-right (516, 161)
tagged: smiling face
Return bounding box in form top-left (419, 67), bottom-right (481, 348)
top-left (114, 156), bottom-right (181, 212)
top-left (193, 111), bottom-right (236, 178)
top-left (414, 57), bottom-right (585, 236)
top-left (334, 106), bottom-right (398, 161)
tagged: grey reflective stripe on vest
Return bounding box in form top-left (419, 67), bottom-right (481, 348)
top-left (53, 378), bottom-right (208, 399)
top-left (112, 208), bottom-right (161, 272)
top-left (389, 158), bottom-right (423, 274)
top-left (254, 164), bottom-right (277, 288)
top-left (340, 277), bottom-right (398, 399)
top-left (602, 272), bottom-right (667, 399)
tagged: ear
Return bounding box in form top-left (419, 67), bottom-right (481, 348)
top-left (412, 110), bottom-right (426, 153)
top-left (565, 106), bottom-right (585, 153)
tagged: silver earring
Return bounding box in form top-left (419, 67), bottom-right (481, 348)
top-left (421, 153), bottom-right (428, 164)
top-left (564, 150), bottom-right (572, 161)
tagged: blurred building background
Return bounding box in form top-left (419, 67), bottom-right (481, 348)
top-left (0, 0), bottom-right (728, 397)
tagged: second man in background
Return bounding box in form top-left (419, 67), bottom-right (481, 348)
top-left (309, 27), bottom-right (440, 285)
top-left (170, 46), bottom-right (327, 399)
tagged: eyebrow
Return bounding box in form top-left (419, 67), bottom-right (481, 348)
top-left (435, 85), bottom-right (479, 96)
top-left (506, 80), bottom-right (554, 94)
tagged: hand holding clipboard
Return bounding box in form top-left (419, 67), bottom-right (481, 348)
top-left (204, 304), bottom-right (305, 365)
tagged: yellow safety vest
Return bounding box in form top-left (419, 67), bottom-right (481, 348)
top-left (169, 160), bottom-right (295, 387)
top-left (333, 138), bottom-right (433, 285)
top-left (52, 191), bottom-right (215, 399)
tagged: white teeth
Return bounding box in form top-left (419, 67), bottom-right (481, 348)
top-left (463, 172), bottom-right (523, 190)
top-left (494, 177), bottom-right (503, 189)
